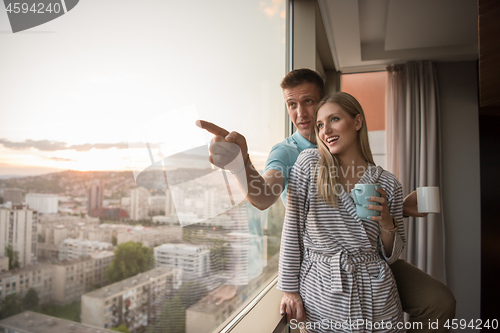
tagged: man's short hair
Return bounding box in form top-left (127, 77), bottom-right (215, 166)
top-left (280, 68), bottom-right (325, 98)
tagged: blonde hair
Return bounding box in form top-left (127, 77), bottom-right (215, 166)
top-left (314, 92), bottom-right (375, 207)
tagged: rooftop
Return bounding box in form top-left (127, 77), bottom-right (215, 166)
top-left (0, 263), bottom-right (53, 277)
top-left (0, 311), bottom-right (116, 333)
top-left (82, 266), bottom-right (178, 300)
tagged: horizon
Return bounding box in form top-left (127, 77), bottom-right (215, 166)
top-left (0, 0), bottom-right (285, 182)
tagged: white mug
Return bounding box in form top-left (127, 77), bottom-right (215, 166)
top-left (417, 186), bottom-right (441, 214)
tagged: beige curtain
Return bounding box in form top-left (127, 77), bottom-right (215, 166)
top-left (386, 61), bottom-right (446, 283)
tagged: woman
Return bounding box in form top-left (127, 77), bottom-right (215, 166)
top-left (278, 92), bottom-right (405, 332)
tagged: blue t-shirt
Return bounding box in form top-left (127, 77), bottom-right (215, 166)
top-left (264, 131), bottom-right (316, 204)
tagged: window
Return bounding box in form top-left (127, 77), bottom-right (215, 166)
top-left (341, 72), bottom-right (388, 168)
top-left (1, 0), bottom-right (287, 332)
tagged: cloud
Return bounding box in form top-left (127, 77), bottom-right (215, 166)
top-left (69, 142), bottom-right (129, 151)
top-left (0, 138), bottom-right (67, 151)
top-left (46, 157), bottom-right (76, 162)
top-left (0, 138), bottom-right (159, 152)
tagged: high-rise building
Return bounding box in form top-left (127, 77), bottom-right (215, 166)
top-left (0, 206), bottom-right (38, 268)
top-left (154, 243), bottom-right (210, 280)
top-left (130, 188), bottom-right (149, 221)
top-left (25, 193), bottom-right (58, 214)
top-left (0, 257), bottom-right (8, 271)
top-left (148, 195), bottom-right (166, 216)
top-left (81, 266), bottom-right (181, 332)
top-left (165, 189), bottom-right (176, 216)
top-left (88, 180), bottom-right (104, 217)
top-left (2, 188), bottom-right (23, 205)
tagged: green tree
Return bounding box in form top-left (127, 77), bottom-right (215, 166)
top-left (153, 296), bottom-right (185, 333)
top-left (105, 241), bottom-right (155, 283)
top-left (111, 324), bottom-right (131, 333)
top-left (22, 288), bottom-right (39, 310)
top-left (5, 245), bottom-right (20, 270)
top-left (111, 236), bottom-right (117, 246)
top-left (151, 281), bottom-right (208, 333)
top-left (0, 293), bottom-right (23, 319)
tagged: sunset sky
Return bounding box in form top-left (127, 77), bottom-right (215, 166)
top-left (0, 0), bottom-right (286, 177)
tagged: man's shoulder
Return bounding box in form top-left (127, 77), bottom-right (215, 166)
top-left (266, 136), bottom-right (303, 166)
top-left (270, 135), bottom-right (301, 152)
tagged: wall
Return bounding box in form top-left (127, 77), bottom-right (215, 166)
top-left (436, 61), bottom-right (480, 321)
top-left (478, 110), bottom-right (500, 319)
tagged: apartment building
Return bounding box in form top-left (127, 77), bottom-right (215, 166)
top-left (129, 188), bottom-right (149, 221)
top-left (0, 257), bottom-right (8, 272)
top-left (88, 180), bottom-right (104, 218)
top-left (0, 206), bottom-right (38, 268)
top-left (37, 215), bottom-right (101, 259)
top-left (147, 195), bottom-right (165, 216)
top-left (81, 266), bottom-right (182, 333)
top-left (1, 188), bottom-right (23, 205)
top-left (0, 263), bottom-right (53, 305)
top-left (58, 239), bottom-right (113, 260)
top-left (154, 243), bottom-right (210, 280)
top-left (117, 226), bottom-right (181, 248)
top-left (25, 193), bottom-right (59, 214)
top-left (51, 251), bottom-right (114, 305)
top-left (0, 311), bottom-right (116, 333)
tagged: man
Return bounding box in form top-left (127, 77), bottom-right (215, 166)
top-left (198, 68), bottom-right (455, 332)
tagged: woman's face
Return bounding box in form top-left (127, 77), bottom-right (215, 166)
top-left (316, 102), bottom-right (362, 158)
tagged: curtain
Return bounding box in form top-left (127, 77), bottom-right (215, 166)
top-left (386, 61), bottom-right (447, 283)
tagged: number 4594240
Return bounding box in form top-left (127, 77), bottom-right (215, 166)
top-left (5, 3), bottom-right (61, 14)
top-left (444, 319), bottom-right (498, 330)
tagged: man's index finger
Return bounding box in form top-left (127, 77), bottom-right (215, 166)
top-left (195, 120), bottom-right (230, 137)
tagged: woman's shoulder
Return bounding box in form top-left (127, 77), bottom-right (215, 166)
top-left (376, 168), bottom-right (403, 201)
top-left (295, 148), bottom-right (320, 167)
top-left (378, 168), bottom-right (402, 187)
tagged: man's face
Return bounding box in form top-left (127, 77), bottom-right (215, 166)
top-left (283, 82), bottom-right (322, 142)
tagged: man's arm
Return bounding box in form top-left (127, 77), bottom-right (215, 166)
top-left (403, 190), bottom-right (428, 218)
top-left (196, 120), bottom-right (284, 210)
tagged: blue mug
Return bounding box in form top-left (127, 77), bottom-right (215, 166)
top-left (351, 184), bottom-right (381, 220)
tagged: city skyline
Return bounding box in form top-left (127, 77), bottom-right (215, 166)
top-left (0, 0), bottom-right (286, 177)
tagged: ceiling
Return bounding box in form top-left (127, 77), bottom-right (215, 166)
top-left (317, 0), bottom-right (479, 73)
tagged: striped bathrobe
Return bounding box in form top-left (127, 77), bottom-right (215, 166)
top-left (278, 149), bottom-right (406, 332)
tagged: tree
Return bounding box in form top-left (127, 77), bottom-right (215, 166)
top-left (151, 281), bottom-right (208, 333)
top-left (0, 293), bottom-right (23, 319)
top-left (111, 324), bottom-right (131, 333)
top-left (111, 236), bottom-right (117, 246)
top-left (154, 296), bottom-right (185, 333)
top-left (5, 245), bottom-right (20, 270)
top-left (22, 288), bottom-right (39, 310)
top-left (105, 241), bottom-right (155, 283)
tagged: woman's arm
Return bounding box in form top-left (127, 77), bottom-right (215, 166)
top-left (277, 161), bottom-right (308, 293)
top-left (366, 179), bottom-right (405, 262)
top-left (277, 155), bottom-right (310, 321)
top-left (367, 187), bottom-right (397, 256)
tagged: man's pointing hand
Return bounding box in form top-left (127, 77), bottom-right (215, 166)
top-left (195, 120), bottom-right (249, 172)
